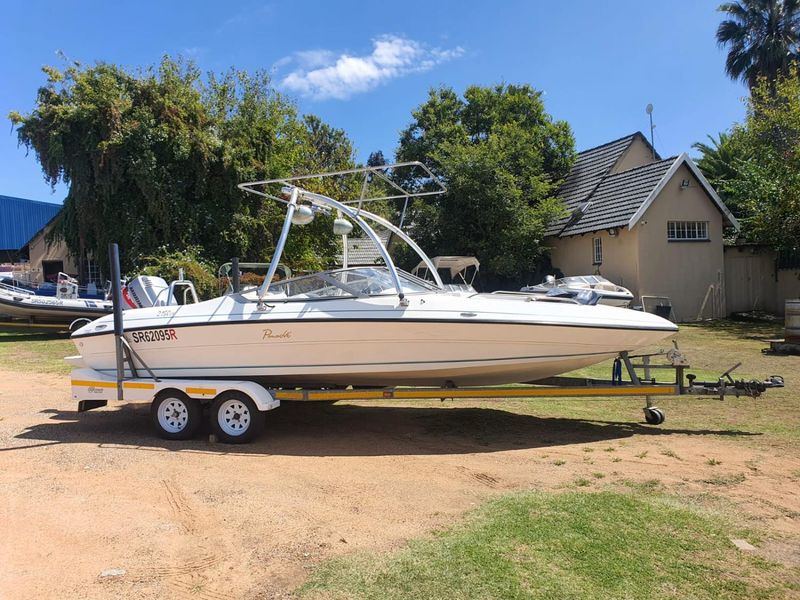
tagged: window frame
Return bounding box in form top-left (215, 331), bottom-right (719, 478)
top-left (592, 237), bottom-right (603, 265)
top-left (666, 220), bottom-right (710, 242)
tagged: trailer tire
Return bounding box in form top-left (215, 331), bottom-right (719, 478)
top-left (643, 407), bottom-right (665, 425)
top-left (151, 390), bottom-right (203, 440)
top-left (211, 391), bottom-right (264, 444)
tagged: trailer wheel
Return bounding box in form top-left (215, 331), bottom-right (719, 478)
top-left (643, 407), bottom-right (665, 425)
top-left (151, 390), bottom-right (202, 440)
top-left (211, 391), bottom-right (264, 444)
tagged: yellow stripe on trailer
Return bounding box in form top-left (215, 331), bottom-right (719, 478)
top-left (124, 382), bottom-right (156, 390)
top-left (71, 379), bottom-right (155, 390)
top-left (186, 387), bottom-right (217, 396)
top-left (275, 385), bottom-right (679, 402)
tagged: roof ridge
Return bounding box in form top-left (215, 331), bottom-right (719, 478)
top-left (603, 155), bottom-right (677, 177)
top-left (576, 132), bottom-right (641, 156)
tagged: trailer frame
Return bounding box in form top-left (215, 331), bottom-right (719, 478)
top-left (69, 344), bottom-right (784, 443)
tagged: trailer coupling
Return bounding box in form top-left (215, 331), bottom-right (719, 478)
top-left (685, 360), bottom-right (784, 399)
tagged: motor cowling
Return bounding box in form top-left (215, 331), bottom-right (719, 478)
top-left (123, 276), bottom-right (171, 308)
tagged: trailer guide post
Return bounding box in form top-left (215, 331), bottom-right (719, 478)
top-left (109, 243), bottom-right (125, 401)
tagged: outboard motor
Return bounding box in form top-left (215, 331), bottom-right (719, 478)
top-left (123, 276), bottom-right (171, 308)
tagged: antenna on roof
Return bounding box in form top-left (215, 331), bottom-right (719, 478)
top-left (645, 104), bottom-right (656, 160)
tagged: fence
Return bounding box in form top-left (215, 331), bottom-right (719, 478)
top-left (724, 245), bottom-right (800, 315)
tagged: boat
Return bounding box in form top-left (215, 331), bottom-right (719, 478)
top-left (412, 256), bottom-right (479, 293)
top-left (0, 273), bottom-right (113, 324)
top-left (0, 271), bottom-right (107, 299)
top-left (520, 275), bottom-right (635, 308)
top-left (0, 272), bottom-right (198, 325)
top-left (69, 163), bottom-right (677, 387)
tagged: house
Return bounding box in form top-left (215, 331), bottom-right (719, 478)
top-left (0, 194), bottom-right (79, 282)
top-left (546, 132), bottom-right (739, 321)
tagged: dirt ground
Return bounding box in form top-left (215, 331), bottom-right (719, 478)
top-left (1, 368), bottom-right (799, 600)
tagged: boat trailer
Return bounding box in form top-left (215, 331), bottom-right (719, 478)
top-left (71, 343), bottom-right (784, 443)
top-left (69, 243), bottom-right (784, 443)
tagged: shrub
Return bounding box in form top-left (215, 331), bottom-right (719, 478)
top-left (136, 246), bottom-right (217, 300)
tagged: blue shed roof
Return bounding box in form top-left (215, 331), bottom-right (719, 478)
top-left (0, 195), bottom-right (62, 251)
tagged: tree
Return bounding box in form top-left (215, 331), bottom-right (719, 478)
top-left (366, 150), bottom-right (386, 167)
top-left (396, 84), bottom-right (574, 282)
top-left (692, 131), bottom-right (747, 215)
top-left (729, 75), bottom-right (800, 254)
top-left (9, 57), bottom-right (356, 279)
top-left (717, 0), bottom-right (800, 88)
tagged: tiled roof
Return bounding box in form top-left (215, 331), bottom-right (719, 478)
top-left (557, 158), bottom-right (676, 236)
top-left (337, 230), bottom-right (391, 265)
top-left (0, 195), bottom-right (62, 251)
top-left (554, 133), bottom-right (639, 214)
top-left (546, 132), bottom-right (668, 237)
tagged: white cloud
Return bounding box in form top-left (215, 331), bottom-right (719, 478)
top-left (277, 35), bottom-right (464, 100)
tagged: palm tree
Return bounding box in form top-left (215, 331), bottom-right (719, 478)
top-left (692, 132), bottom-right (746, 215)
top-left (717, 0), bottom-right (800, 88)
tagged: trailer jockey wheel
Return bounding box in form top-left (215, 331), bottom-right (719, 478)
top-left (211, 391), bottom-right (265, 444)
top-left (151, 390), bottom-right (203, 440)
top-left (643, 407), bottom-right (665, 425)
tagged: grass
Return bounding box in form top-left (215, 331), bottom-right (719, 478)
top-left (660, 449), bottom-right (682, 460)
top-left (0, 328), bottom-right (73, 374)
top-left (700, 473), bottom-right (747, 487)
top-left (298, 490), bottom-right (792, 600)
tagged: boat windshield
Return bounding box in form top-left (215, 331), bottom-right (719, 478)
top-left (248, 267), bottom-right (438, 300)
top-left (555, 276), bottom-right (611, 286)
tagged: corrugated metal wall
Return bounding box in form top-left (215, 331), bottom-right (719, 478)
top-left (0, 195), bottom-right (62, 251)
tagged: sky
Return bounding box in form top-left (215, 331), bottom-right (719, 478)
top-left (0, 0), bottom-right (747, 205)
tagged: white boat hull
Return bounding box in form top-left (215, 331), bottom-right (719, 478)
top-left (72, 294), bottom-right (676, 387)
top-left (0, 289), bottom-right (112, 323)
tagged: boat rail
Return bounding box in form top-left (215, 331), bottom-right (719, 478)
top-left (0, 281), bottom-right (36, 297)
top-left (238, 162), bottom-right (447, 305)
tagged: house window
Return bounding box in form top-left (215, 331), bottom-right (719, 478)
top-left (84, 259), bottom-right (102, 285)
top-left (592, 237), bottom-right (602, 265)
top-left (667, 221), bottom-right (709, 241)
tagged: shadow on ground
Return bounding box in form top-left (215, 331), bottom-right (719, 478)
top-left (9, 401), bottom-right (760, 457)
top-left (0, 331), bottom-right (70, 342)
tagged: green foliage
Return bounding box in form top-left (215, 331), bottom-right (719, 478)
top-left (694, 76), bottom-right (800, 253)
top-left (396, 84), bottom-right (574, 280)
top-left (716, 0), bottom-right (800, 88)
top-left (11, 57), bottom-right (355, 280)
top-left (733, 76), bottom-right (800, 253)
top-left (692, 131), bottom-right (747, 215)
top-left (136, 246), bottom-right (217, 300)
